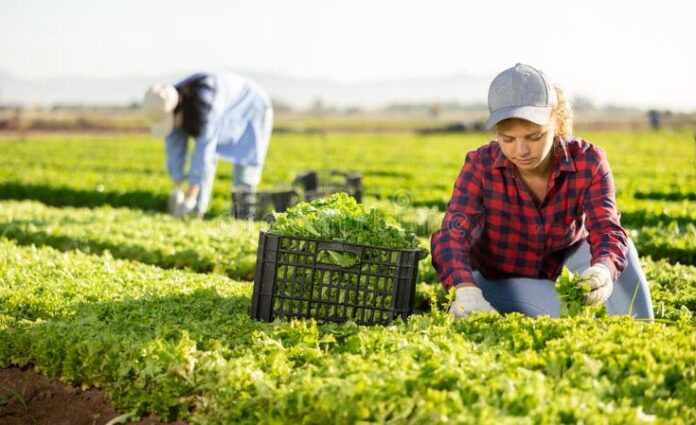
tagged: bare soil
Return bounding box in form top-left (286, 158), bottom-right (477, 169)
top-left (0, 366), bottom-right (187, 425)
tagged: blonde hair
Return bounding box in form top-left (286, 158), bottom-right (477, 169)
top-left (552, 86), bottom-right (573, 140)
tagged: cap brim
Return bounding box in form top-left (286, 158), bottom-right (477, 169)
top-left (150, 114), bottom-right (174, 138)
top-left (486, 105), bottom-right (553, 130)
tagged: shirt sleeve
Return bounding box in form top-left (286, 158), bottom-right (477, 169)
top-left (197, 78), bottom-right (216, 108)
top-left (164, 128), bottom-right (188, 183)
top-left (430, 150), bottom-right (486, 289)
top-left (582, 150), bottom-right (628, 281)
top-left (189, 123), bottom-right (218, 187)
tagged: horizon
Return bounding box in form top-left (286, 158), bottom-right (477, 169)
top-left (0, 68), bottom-right (675, 112)
top-left (2, 0), bottom-right (695, 110)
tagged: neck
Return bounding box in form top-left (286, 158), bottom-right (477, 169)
top-left (518, 153), bottom-right (553, 179)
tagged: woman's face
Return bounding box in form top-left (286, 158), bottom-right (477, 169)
top-left (496, 118), bottom-right (556, 174)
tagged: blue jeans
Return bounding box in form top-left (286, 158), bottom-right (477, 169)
top-left (193, 162), bottom-right (263, 215)
top-left (473, 239), bottom-right (654, 319)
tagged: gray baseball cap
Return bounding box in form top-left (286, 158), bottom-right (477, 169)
top-left (486, 63), bottom-right (557, 130)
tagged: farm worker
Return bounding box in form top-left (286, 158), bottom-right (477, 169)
top-left (431, 64), bottom-right (654, 319)
top-left (142, 72), bottom-right (273, 217)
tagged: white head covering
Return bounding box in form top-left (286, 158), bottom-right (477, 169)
top-left (142, 84), bottom-right (179, 137)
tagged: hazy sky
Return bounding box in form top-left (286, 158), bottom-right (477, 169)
top-left (1, 0), bottom-right (695, 109)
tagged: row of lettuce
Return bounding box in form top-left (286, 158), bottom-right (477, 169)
top-left (1, 132), bottom-right (694, 215)
top-left (1, 237), bottom-right (695, 423)
top-left (1, 200), bottom-right (693, 288)
top-left (0, 164), bottom-right (692, 217)
top-left (2, 131), bottom-right (695, 423)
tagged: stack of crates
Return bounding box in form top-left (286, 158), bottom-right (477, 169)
top-left (231, 189), bottom-right (299, 221)
top-left (294, 170), bottom-right (363, 203)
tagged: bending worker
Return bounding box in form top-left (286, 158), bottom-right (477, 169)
top-left (142, 71), bottom-right (273, 217)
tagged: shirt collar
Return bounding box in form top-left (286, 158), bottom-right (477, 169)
top-left (554, 138), bottom-right (577, 173)
top-left (493, 138), bottom-right (577, 174)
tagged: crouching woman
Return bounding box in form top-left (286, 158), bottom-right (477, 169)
top-left (431, 63), bottom-right (654, 319)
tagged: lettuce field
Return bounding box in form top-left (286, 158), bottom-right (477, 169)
top-left (1, 130), bottom-right (695, 424)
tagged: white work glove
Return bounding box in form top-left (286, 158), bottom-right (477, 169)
top-left (449, 286), bottom-right (497, 319)
top-left (174, 196), bottom-right (197, 218)
top-left (580, 264), bottom-right (613, 305)
top-left (168, 189), bottom-right (185, 214)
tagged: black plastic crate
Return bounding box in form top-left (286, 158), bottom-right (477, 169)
top-left (294, 170), bottom-right (363, 203)
top-left (231, 189), bottom-right (299, 221)
top-left (250, 231), bottom-right (421, 325)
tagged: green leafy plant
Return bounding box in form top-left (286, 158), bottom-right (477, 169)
top-left (1, 130), bottom-right (695, 423)
top-left (555, 267), bottom-right (606, 318)
top-left (1, 239), bottom-right (696, 423)
top-left (0, 200), bottom-right (261, 280)
top-left (270, 192), bottom-right (422, 250)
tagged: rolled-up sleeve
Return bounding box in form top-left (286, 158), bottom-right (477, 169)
top-left (431, 151), bottom-right (486, 289)
top-left (165, 128), bottom-right (188, 182)
top-left (582, 151), bottom-right (628, 281)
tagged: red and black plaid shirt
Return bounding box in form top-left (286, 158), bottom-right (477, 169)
top-left (431, 138), bottom-right (628, 290)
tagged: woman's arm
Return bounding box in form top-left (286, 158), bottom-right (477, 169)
top-left (165, 128), bottom-right (188, 184)
top-left (582, 151), bottom-right (628, 281)
top-left (431, 150), bottom-right (486, 290)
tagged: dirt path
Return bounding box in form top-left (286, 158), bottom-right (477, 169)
top-left (0, 366), bottom-right (187, 425)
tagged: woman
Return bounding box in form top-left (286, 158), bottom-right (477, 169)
top-left (431, 63), bottom-right (654, 319)
top-left (142, 72), bottom-right (273, 217)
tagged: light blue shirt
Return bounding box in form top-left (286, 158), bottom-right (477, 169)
top-left (165, 72), bottom-right (272, 186)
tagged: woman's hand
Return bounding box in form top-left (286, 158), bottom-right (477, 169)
top-left (449, 285), bottom-right (497, 319)
top-left (168, 188), bottom-right (184, 214)
top-left (174, 197), bottom-right (197, 218)
top-left (580, 264), bottom-right (614, 305)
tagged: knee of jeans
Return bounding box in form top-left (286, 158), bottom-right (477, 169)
top-left (484, 294), bottom-right (558, 318)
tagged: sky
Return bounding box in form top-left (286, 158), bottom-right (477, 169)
top-left (1, 0), bottom-right (695, 110)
